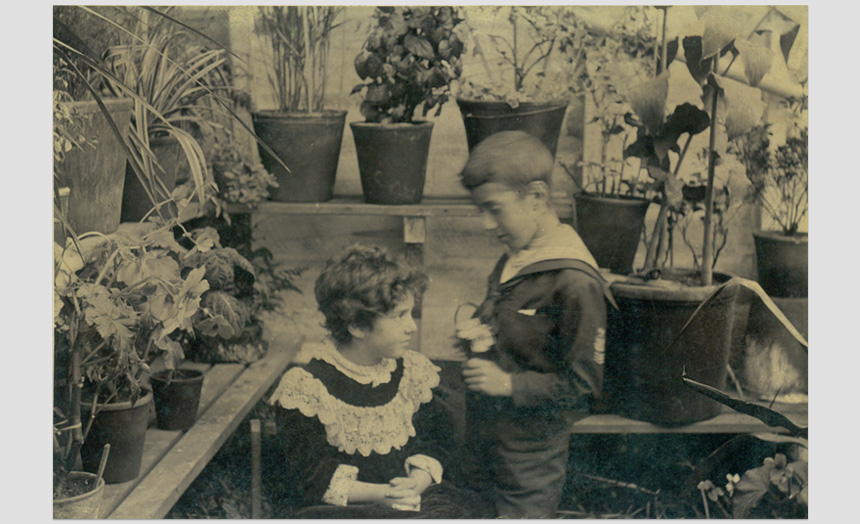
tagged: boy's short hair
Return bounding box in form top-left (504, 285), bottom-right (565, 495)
top-left (459, 131), bottom-right (554, 191)
top-left (314, 244), bottom-right (428, 345)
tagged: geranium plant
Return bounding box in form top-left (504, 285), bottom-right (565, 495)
top-left (53, 220), bottom-right (211, 474)
top-left (352, 6), bottom-right (465, 123)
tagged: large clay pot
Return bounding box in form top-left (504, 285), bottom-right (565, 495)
top-left (80, 390), bottom-right (153, 484)
top-left (456, 98), bottom-right (569, 157)
top-left (56, 98), bottom-right (134, 235)
top-left (350, 121), bottom-right (434, 205)
top-left (574, 193), bottom-right (651, 276)
top-left (53, 471), bottom-right (106, 519)
top-left (753, 231), bottom-right (808, 298)
top-left (604, 270), bottom-right (741, 426)
top-left (252, 110), bottom-right (347, 202)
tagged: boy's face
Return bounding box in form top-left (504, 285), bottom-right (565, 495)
top-left (363, 292), bottom-right (418, 361)
top-left (471, 182), bottom-right (540, 252)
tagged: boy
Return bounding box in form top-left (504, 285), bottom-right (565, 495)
top-left (456, 131), bottom-right (616, 518)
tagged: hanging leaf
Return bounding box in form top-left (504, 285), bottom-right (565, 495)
top-left (754, 7), bottom-right (800, 64)
top-left (682, 36), bottom-right (711, 86)
top-left (626, 71), bottom-right (669, 135)
top-left (404, 33), bottom-right (435, 60)
top-left (700, 8), bottom-right (746, 59)
top-left (735, 38), bottom-right (774, 87)
top-left (657, 37), bottom-right (679, 74)
top-left (715, 74), bottom-right (766, 141)
top-left (654, 103), bottom-right (710, 162)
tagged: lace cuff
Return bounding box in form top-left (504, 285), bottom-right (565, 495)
top-left (404, 454), bottom-right (443, 484)
top-left (321, 464), bottom-right (359, 506)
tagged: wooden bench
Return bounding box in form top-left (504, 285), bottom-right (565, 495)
top-left (99, 342), bottom-right (295, 519)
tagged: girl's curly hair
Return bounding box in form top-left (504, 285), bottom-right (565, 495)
top-left (314, 245), bottom-right (428, 345)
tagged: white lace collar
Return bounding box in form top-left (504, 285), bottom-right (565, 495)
top-left (312, 341), bottom-right (397, 387)
top-left (268, 350), bottom-right (441, 456)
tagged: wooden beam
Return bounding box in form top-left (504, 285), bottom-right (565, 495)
top-left (99, 364), bottom-right (244, 517)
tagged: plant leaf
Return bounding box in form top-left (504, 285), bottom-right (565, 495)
top-left (714, 74), bottom-right (766, 141)
top-left (682, 36), bottom-right (712, 85)
top-left (735, 38), bottom-right (774, 87)
top-left (732, 463), bottom-right (773, 518)
top-left (626, 71), bottom-right (669, 135)
top-left (404, 33), bottom-right (434, 60)
top-left (754, 7), bottom-right (800, 64)
top-left (700, 7), bottom-right (745, 59)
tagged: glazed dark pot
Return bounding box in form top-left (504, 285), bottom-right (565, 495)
top-left (456, 98), bottom-right (569, 157)
top-left (604, 270), bottom-right (742, 426)
top-left (253, 110), bottom-right (347, 202)
top-left (151, 369), bottom-right (205, 431)
top-left (80, 390), bottom-right (153, 484)
top-left (121, 135), bottom-right (184, 223)
top-left (753, 230), bottom-right (808, 298)
top-left (574, 193), bottom-right (651, 276)
top-left (350, 121), bottom-right (434, 205)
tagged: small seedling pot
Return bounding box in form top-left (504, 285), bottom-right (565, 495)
top-left (151, 369), bottom-right (205, 431)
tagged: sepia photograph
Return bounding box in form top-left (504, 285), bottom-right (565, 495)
top-left (47, 3), bottom-right (819, 519)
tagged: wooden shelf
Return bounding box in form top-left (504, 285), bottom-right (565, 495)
top-left (570, 403), bottom-right (808, 434)
top-left (226, 195), bottom-right (574, 219)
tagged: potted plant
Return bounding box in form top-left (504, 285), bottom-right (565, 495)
top-left (102, 11), bottom-right (229, 223)
top-left (54, 218), bottom-right (210, 484)
top-left (53, 18), bottom-right (134, 237)
top-left (560, 6), bottom-right (661, 275)
top-left (732, 115), bottom-right (808, 299)
top-left (602, 6), bottom-right (806, 425)
top-left (351, 6), bottom-right (465, 204)
top-left (252, 6), bottom-right (346, 203)
top-left (455, 6), bottom-right (572, 157)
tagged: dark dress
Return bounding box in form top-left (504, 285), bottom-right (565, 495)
top-left (266, 343), bottom-right (492, 519)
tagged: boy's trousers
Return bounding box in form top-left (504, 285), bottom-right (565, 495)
top-left (463, 393), bottom-right (571, 518)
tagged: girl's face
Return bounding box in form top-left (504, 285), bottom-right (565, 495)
top-left (470, 182), bottom-right (540, 253)
top-left (361, 292), bottom-right (418, 362)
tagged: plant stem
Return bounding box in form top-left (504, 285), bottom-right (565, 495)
top-left (702, 58), bottom-right (719, 287)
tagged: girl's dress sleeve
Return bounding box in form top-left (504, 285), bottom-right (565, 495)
top-left (275, 406), bottom-right (356, 507)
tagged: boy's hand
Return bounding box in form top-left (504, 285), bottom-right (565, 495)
top-left (455, 317), bottom-right (495, 353)
top-left (462, 358), bottom-right (512, 396)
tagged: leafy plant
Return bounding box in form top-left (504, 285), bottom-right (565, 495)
top-left (562, 7), bottom-right (661, 197)
top-left (53, 6), bottom-right (288, 226)
top-left (53, 219), bottom-right (211, 473)
top-left (352, 6), bottom-right (465, 123)
top-left (210, 139), bottom-right (279, 208)
top-left (256, 6), bottom-right (344, 113)
top-left (621, 6), bottom-right (804, 285)
top-left (730, 109), bottom-right (808, 236)
top-left (457, 6), bottom-right (572, 105)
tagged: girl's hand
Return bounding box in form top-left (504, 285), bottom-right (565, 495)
top-left (462, 358), bottom-right (512, 396)
top-left (381, 480), bottom-right (421, 511)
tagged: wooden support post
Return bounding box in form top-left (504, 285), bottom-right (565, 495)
top-left (403, 216), bottom-right (426, 352)
top-left (250, 419), bottom-right (262, 519)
